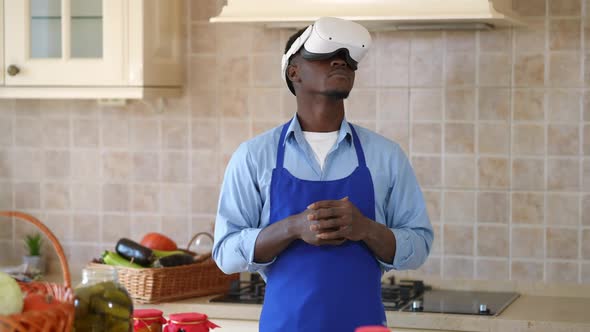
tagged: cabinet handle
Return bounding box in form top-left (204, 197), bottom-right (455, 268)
top-left (7, 65), bottom-right (20, 76)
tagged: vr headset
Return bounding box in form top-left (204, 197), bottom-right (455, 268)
top-left (281, 17), bottom-right (372, 95)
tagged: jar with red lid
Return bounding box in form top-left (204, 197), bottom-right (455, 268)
top-left (163, 312), bottom-right (219, 332)
top-left (133, 308), bottom-right (167, 332)
top-left (355, 326), bottom-right (391, 332)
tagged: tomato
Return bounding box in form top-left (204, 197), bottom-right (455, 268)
top-left (140, 233), bottom-right (178, 251)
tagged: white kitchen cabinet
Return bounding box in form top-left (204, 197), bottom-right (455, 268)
top-left (213, 319), bottom-right (259, 332)
top-left (1, 0), bottom-right (184, 99)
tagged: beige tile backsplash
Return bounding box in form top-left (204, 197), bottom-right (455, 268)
top-left (0, 0), bottom-right (588, 283)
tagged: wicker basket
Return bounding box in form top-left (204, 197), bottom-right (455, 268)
top-left (90, 233), bottom-right (238, 304)
top-left (0, 211), bottom-right (75, 332)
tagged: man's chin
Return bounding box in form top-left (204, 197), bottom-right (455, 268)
top-left (323, 89), bottom-right (350, 100)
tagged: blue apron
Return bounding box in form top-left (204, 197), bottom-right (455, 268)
top-left (259, 120), bottom-right (386, 332)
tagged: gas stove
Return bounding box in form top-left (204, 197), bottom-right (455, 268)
top-left (210, 275), bottom-right (519, 316)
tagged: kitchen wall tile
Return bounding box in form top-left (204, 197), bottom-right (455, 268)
top-left (0, 100), bottom-right (15, 116)
top-left (444, 156), bottom-right (476, 188)
top-left (190, 56), bottom-right (217, 92)
top-left (512, 193), bottom-right (544, 224)
top-left (550, 19), bottom-right (581, 51)
top-left (479, 29), bottom-right (512, 52)
top-left (14, 182), bottom-right (41, 209)
top-left (71, 151), bottom-right (100, 181)
top-left (584, 159), bottom-right (590, 191)
top-left (550, 53), bottom-right (582, 87)
top-left (221, 119), bottom-right (250, 154)
top-left (479, 123), bottom-right (509, 154)
top-left (410, 53), bottom-right (443, 87)
top-left (445, 123), bottom-right (475, 154)
top-left (443, 224), bottom-right (474, 255)
top-left (513, 125), bottom-right (545, 156)
top-left (42, 118), bottom-right (70, 148)
top-left (0, 183), bottom-right (13, 209)
top-left (547, 227), bottom-right (579, 259)
top-left (0, 120), bottom-right (12, 147)
top-left (101, 119), bottom-right (130, 148)
top-left (445, 88), bottom-right (475, 121)
top-left (132, 152), bottom-right (159, 182)
top-left (479, 54), bottom-right (511, 87)
top-left (161, 216), bottom-right (190, 247)
top-left (443, 257), bottom-right (474, 279)
top-left (411, 31), bottom-right (444, 54)
top-left (192, 185), bottom-right (220, 214)
top-left (586, 20), bottom-right (590, 50)
top-left (192, 119), bottom-right (219, 149)
top-left (446, 31), bottom-right (476, 52)
top-left (411, 89), bottom-right (442, 121)
top-left (549, 90), bottom-right (582, 122)
top-left (585, 125), bottom-right (590, 155)
top-left (190, 0), bottom-right (220, 21)
top-left (71, 184), bottom-right (100, 211)
top-left (444, 191), bottom-right (475, 223)
top-left (162, 152), bottom-right (189, 183)
top-left (512, 227), bottom-right (545, 258)
top-left (252, 27), bottom-right (281, 54)
top-left (478, 157), bottom-right (510, 189)
top-left (429, 223), bottom-right (442, 256)
top-left (68, 244), bottom-right (99, 273)
top-left (160, 184), bottom-right (190, 214)
top-left (14, 100), bottom-right (41, 117)
top-left (191, 216), bottom-right (216, 236)
top-left (477, 225), bottom-right (509, 257)
top-left (513, 89), bottom-right (545, 121)
top-left (584, 195), bottom-right (590, 226)
top-left (252, 55), bottom-right (281, 88)
top-left (130, 216), bottom-right (161, 241)
top-left (101, 104), bottom-right (130, 119)
top-left (376, 32), bottom-right (410, 87)
top-left (549, 0), bottom-right (581, 16)
top-left (43, 183), bottom-right (69, 210)
top-left (72, 214), bottom-right (100, 243)
top-left (44, 150), bottom-right (70, 178)
top-left (15, 118), bottom-right (42, 147)
top-left (417, 256), bottom-right (441, 277)
top-left (102, 184), bottom-right (129, 212)
top-left (73, 119), bottom-right (99, 148)
top-left (12, 150), bottom-right (42, 180)
top-left (512, 158), bottom-right (545, 190)
top-left (0, 150), bottom-right (12, 179)
top-left (131, 120), bottom-right (160, 150)
top-left (377, 122), bottom-right (409, 155)
top-left (346, 89), bottom-right (377, 121)
top-left (423, 190), bottom-right (441, 221)
top-left (477, 192), bottom-right (509, 224)
top-left (281, 91), bottom-right (297, 118)
top-left (250, 89), bottom-right (282, 121)
top-left (514, 54), bottom-right (545, 86)
top-left (547, 158), bottom-right (580, 190)
top-left (103, 151), bottom-right (132, 180)
top-left (546, 194), bottom-right (580, 225)
top-left (0, 215), bottom-right (12, 240)
top-left (412, 123), bottom-right (441, 153)
top-left (191, 23), bottom-right (216, 54)
top-left (548, 124), bottom-right (580, 156)
top-left (43, 213), bottom-right (72, 242)
top-left (102, 215), bottom-right (130, 244)
top-left (476, 259), bottom-right (509, 280)
top-left (479, 88), bottom-right (511, 121)
top-left (546, 262), bottom-right (579, 283)
top-left (162, 120), bottom-right (189, 149)
top-left (511, 260), bottom-right (544, 282)
top-left (582, 229), bottom-right (590, 259)
top-left (513, 0), bottom-right (546, 16)
top-left (446, 52), bottom-right (476, 86)
top-left (515, 19), bottom-right (546, 53)
top-left (378, 89), bottom-right (409, 122)
top-left (132, 184), bottom-right (159, 213)
top-left (216, 24), bottom-right (253, 57)
top-left (584, 264), bottom-right (590, 283)
top-left (190, 90), bottom-right (217, 118)
top-left (192, 150), bottom-right (219, 185)
top-left (411, 156), bottom-right (441, 188)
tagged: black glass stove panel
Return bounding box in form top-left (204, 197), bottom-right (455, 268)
top-left (402, 289), bottom-right (520, 316)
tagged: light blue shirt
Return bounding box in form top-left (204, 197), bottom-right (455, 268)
top-left (213, 115), bottom-right (433, 281)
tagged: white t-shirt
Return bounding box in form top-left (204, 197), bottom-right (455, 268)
top-left (302, 131), bottom-right (339, 170)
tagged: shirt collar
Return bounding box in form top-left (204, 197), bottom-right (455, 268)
top-left (284, 114), bottom-right (353, 147)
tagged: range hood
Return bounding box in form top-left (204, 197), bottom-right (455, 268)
top-left (210, 0), bottom-right (525, 30)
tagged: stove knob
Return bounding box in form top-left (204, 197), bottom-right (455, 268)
top-left (411, 300), bottom-right (423, 312)
top-left (479, 304), bottom-right (490, 314)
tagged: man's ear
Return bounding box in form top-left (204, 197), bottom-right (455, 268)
top-left (287, 64), bottom-right (300, 84)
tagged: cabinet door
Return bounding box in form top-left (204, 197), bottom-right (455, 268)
top-left (5, 0), bottom-right (125, 86)
top-left (0, 0), bottom-right (4, 85)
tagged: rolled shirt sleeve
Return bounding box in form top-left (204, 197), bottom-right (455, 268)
top-left (213, 142), bottom-right (275, 275)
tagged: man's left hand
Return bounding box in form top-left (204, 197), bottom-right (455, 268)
top-left (306, 197), bottom-right (370, 242)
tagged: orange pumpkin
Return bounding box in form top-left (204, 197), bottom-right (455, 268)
top-left (140, 233), bottom-right (178, 251)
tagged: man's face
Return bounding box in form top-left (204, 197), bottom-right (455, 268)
top-left (290, 50), bottom-right (356, 99)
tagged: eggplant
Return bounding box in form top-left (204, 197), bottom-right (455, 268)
top-left (153, 253), bottom-right (194, 267)
top-left (115, 238), bottom-right (155, 267)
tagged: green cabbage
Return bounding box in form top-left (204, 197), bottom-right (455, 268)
top-left (0, 272), bottom-right (23, 315)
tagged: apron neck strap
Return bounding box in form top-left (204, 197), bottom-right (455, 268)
top-left (275, 119), bottom-right (367, 169)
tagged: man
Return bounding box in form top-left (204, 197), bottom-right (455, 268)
top-left (213, 17), bottom-right (433, 332)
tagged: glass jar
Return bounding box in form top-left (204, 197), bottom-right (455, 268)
top-left (133, 308), bottom-right (166, 332)
top-left (163, 312), bottom-right (219, 332)
top-left (73, 266), bottom-right (134, 332)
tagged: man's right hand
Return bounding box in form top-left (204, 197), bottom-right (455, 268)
top-left (292, 209), bottom-right (346, 246)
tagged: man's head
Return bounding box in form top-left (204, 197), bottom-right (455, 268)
top-left (282, 17), bottom-right (372, 98)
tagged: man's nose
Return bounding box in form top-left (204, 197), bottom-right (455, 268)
top-left (330, 57), bottom-right (348, 68)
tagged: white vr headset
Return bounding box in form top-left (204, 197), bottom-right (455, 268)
top-left (281, 17), bottom-right (372, 94)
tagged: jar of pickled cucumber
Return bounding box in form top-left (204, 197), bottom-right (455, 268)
top-left (73, 266), bottom-right (133, 332)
